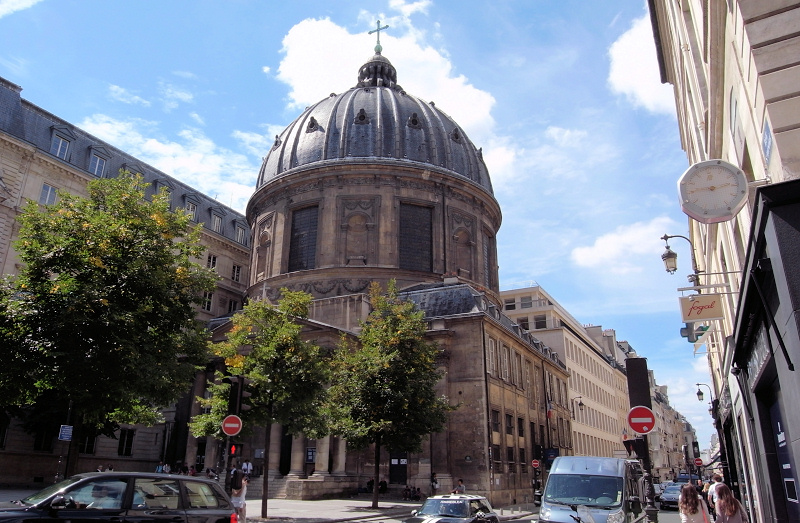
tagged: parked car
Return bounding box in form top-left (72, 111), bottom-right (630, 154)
top-left (404, 494), bottom-right (498, 523)
top-left (0, 471), bottom-right (236, 523)
top-left (659, 483), bottom-right (682, 510)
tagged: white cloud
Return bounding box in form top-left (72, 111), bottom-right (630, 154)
top-left (189, 112), bottom-right (204, 125)
top-left (0, 0), bottom-right (44, 19)
top-left (158, 82), bottom-right (194, 112)
top-left (261, 66), bottom-right (271, 75)
top-left (78, 114), bottom-right (257, 212)
top-left (545, 126), bottom-right (588, 148)
top-left (607, 13), bottom-right (675, 115)
top-left (571, 216), bottom-right (677, 274)
top-left (0, 55), bottom-right (28, 77)
top-left (108, 85), bottom-right (151, 107)
top-left (388, 0), bottom-right (431, 17)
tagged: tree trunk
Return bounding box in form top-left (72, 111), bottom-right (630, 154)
top-left (372, 436), bottom-right (381, 508)
top-left (260, 421), bottom-right (272, 519)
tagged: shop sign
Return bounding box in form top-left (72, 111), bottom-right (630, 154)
top-left (680, 294), bottom-right (724, 322)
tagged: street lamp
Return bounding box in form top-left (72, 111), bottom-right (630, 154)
top-left (661, 233), bottom-right (701, 284)
top-left (571, 396), bottom-right (584, 420)
top-left (696, 383), bottom-right (712, 402)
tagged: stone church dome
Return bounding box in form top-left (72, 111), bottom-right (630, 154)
top-left (256, 51), bottom-right (493, 195)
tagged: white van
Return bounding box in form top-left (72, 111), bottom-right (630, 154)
top-left (538, 456), bottom-right (646, 523)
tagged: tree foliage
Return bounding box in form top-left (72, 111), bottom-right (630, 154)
top-left (328, 280), bottom-right (454, 507)
top-left (202, 289), bottom-right (329, 518)
top-left (0, 172), bottom-right (218, 433)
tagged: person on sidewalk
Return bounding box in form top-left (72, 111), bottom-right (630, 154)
top-left (678, 483), bottom-right (711, 523)
top-left (451, 479), bottom-right (465, 494)
top-left (231, 477), bottom-right (248, 521)
top-left (714, 484), bottom-right (748, 523)
top-left (707, 474), bottom-right (724, 520)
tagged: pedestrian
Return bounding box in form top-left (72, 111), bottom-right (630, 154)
top-left (163, 463), bottom-right (171, 474)
top-left (678, 483), bottom-right (711, 523)
top-left (451, 479), bottom-right (465, 494)
top-left (96, 465), bottom-right (103, 472)
top-left (431, 472), bottom-right (439, 496)
top-left (242, 459), bottom-right (253, 478)
top-left (231, 477), bottom-right (248, 521)
top-left (155, 461), bottom-right (164, 473)
top-left (714, 483), bottom-right (748, 523)
top-left (707, 474), bottom-right (724, 519)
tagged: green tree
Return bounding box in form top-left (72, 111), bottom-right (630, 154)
top-left (0, 172), bottom-right (218, 471)
top-left (207, 290), bottom-right (328, 518)
top-left (328, 280), bottom-right (454, 508)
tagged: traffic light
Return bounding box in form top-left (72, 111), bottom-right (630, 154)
top-left (534, 467), bottom-right (541, 478)
top-left (228, 442), bottom-right (241, 456)
top-left (226, 375), bottom-right (252, 415)
top-left (692, 441), bottom-right (700, 458)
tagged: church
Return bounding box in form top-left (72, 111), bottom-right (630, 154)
top-left (220, 43), bottom-right (572, 506)
top-left (0, 40), bottom-right (571, 506)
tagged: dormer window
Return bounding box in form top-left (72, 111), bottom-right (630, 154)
top-left (49, 126), bottom-right (76, 161)
top-left (88, 145), bottom-right (111, 177)
top-left (212, 215), bottom-right (222, 233)
top-left (185, 201), bottom-right (197, 221)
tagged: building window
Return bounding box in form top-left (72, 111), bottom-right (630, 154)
top-left (519, 448), bottom-right (527, 473)
top-left (518, 417), bottom-right (525, 437)
top-left (231, 264), bottom-right (241, 282)
top-left (492, 444), bottom-right (501, 463)
top-left (78, 434), bottom-right (97, 454)
top-left (487, 338), bottom-right (496, 375)
top-left (533, 314), bottom-right (547, 329)
top-left (491, 410), bottom-right (500, 432)
top-left (207, 254), bottom-right (217, 270)
top-left (39, 183), bottom-right (57, 205)
top-left (506, 413), bottom-right (514, 435)
top-left (227, 300), bottom-right (239, 314)
top-left (185, 202), bottom-right (197, 221)
top-left (202, 292), bottom-right (213, 312)
top-left (501, 346), bottom-right (510, 380)
top-left (50, 135), bottom-right (70, 159)
top-left (117, 428), bottom-right (135, 456)
top-left (288, 206), bottom-right (319, 272)
top-left (520, 295), bottom-right (533, 308)
top-left (399, 203), bottom-right (432, 272)
top-left (236, 226), bottom-right (246, 244)
top-left (212, 215), bottom-right (222, 233)
top-left (507, 447), bottom-right (516, 472)
top-left (504, 298), bottom-right (516, 310)
top-left (88, 154), bottom-right (106, 176)
top-left (33, 428), bottom-right (54, 451)
top-left (518, 317), bottom-right (529, 330)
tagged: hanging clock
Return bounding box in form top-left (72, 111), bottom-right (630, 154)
top-left (678, 159), bottom-right (748, 224)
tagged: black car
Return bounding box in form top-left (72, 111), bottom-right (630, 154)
top-left (659, 483), bottom-right (682, 510)
top-left (0, 472), bottom-right (237, 523)
top-left (404, 494), bottom-right (499, 523)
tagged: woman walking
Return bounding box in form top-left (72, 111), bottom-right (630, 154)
top-left (679, 483), bottom-right (711, 523)
top-left (714, 484), bottom-right (748, 523)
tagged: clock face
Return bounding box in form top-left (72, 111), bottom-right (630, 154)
top-left (678, 160), bottom-right (748, 224)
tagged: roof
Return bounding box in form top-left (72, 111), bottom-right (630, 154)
top-left (256, 51), bottom-right (493, 195)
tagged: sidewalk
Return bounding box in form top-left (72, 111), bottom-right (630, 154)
top-left (0, 488), bottom-right (537, 522)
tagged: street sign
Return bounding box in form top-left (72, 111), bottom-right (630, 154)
top-left (627, 406), bottom-right (656, 434)
top-left (694, 457), bottom-right (703, 467)
top-left (58, 425), bottom-right (73, 441)
top-left (531, 459), bottom-right (540, 468)
top-left (222, 414), bottom-right (243, 437)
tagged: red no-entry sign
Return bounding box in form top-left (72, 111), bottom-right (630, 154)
top-left (222, 415), bottom-right (243, 437)
top-left (531, 459), bottom-right (540, 468)
top-left (627, 406), bottom-right (655, 434)
top-left (694, 457), bottom-right (703, 467)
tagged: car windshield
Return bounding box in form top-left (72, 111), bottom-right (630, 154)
top-left (417, 499), bottom-right (469, 517)
top-left (543, 474), bottom-right (623, 508)
top-left (664, 485), bottom-right (682, 494)
top-left (20, 477), bottom-right (83, 506)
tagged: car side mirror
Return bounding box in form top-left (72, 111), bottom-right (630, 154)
top-left (411, 510), bottom-right (418, 516)
top-left (50, 496), bottom-right (76, 510)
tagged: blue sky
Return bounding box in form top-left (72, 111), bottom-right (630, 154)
top-left (0, 0), bottom-right (717, 449)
